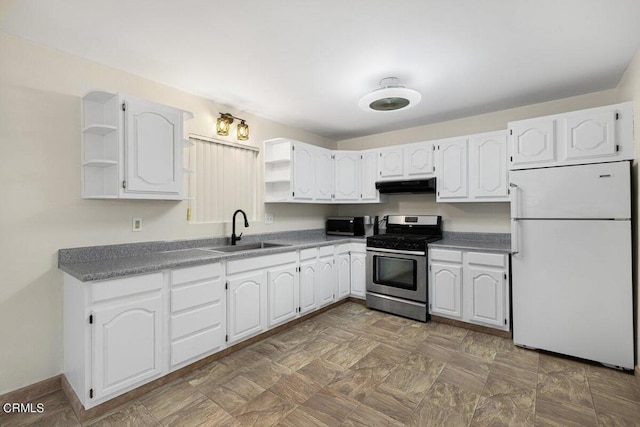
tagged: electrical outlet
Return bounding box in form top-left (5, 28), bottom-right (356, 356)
top-left (132, 218), bottom-right (143, 232)
top-left (265, 213), bottom-right (274, 224)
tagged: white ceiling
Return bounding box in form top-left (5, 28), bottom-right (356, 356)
top-left (2, 0), bottom-right (640, 140)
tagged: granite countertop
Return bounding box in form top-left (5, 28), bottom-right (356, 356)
top-left (59, 230), bottom-right (365, 282)
top-left (428, 232), bottom-right (512, 254)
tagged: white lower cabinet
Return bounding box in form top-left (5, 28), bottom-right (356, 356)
top-left (169, 263), bottom-right (225, 370)
top-left (349, 250), bottom-right (366, 299)
top-left (92, 294), bottom-right (163, 399)
top-left (430, 263), bottom-right (463, 319)
top-left (337, 246), bottom-right (351, 300)
top-left (63, 242), bottom-right (364, 410)
top-left (64, 272), bottom-right (165, 409)
top-left (267, 264), bottom-right (299, 328)
top-left (318, 245), bottom-right (337, 307)
top-left (227, 271), bottom-right (267, 344)
top-left (299, 248), bottom-right (319, 314)
top-left (429, 248), bottom-right (510, 331)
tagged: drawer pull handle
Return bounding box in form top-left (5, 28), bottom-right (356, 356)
top-left (599, 174), bottom-right (612, 178)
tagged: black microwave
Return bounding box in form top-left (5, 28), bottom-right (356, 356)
top-left (326, 217), bottom-right (365, 236)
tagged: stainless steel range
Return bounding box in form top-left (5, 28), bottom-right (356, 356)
top-left (366, 215), bottom-right (442, 322)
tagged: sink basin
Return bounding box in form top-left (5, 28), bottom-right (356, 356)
top-left (202, 242), bottom-right (290, 253)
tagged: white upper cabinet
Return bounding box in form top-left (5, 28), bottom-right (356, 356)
top-left (360, 150), bottom-right (380, 202)
top-left (436, 138), bottom-right (468, 200)
top-left (378, 147), bottom-right (404, 180)
top-left (81, 90), bottom-right (190, 200)
top-left (264, 139), bottom-right (383, 204)
top-left (315, 148), bottom-right (334, 201)
top-left (405, 141), bottom-right (435, 178)
top-left (123, 97), bottom-right (183, 197)
top-left (334, 151), bottom-right (360, 201)
top-left (378, 142), bottom-right (434, 182)
top-left (436, 132), bottom-right (509, 203)
top-left (468, 131), bottom-right (509, 201)
top-left (292, 142), bottom-right (316, 200)
top-left (508, 102), bottom-right (633, 170)
top-left (564, 110), bottom-right (616, 160)
top-left (509, 118), bottom-right (556, 167)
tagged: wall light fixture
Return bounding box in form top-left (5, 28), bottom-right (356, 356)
top-left (216, 113), bottom-right (249, 140)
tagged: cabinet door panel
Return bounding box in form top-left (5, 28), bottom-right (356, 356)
top-left (430, 264), bottom-right (462, 319)
top-left (267, 265), bottom-right (298, 327)
top-left (379, 148), bottom-right (404, 179)
top-left (334, 153), bottom-right (359, 201)
top-left (405, 142), bottom-right (434, 177)
top-left (564, 111), bottom-right (616, 160)
top-left (360, 151), bottom-right (379, 201)
top-left (227, 272), bottom-right (265, 344)
top-left (315, 148), bottom-right (334, 201)
top-left (299, 261), bottom-right (318, 314)
top-left (510, 119), bottom-right (556, 167)
top-left (93, 295), bottom-right (162, 399)
top-left (337, 253), bottom-right (350, 299)
top-left (349, 253), bottom-right (366, 298)
top-left (124, 99), bottom-right (182, 195)
top-left (467, 268), bottom-right (505, 328)
top-left (293, 143), bottom-right (315, 200)
top-left (318, 257), bottom-right (335, 307)
top-left (469, 133), bottom-right (508, 199)
top-left (437, 140), bottom-right (468, 200)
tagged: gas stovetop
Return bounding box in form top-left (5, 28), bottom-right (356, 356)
top-left (366, 215), bottom-right (442, 253)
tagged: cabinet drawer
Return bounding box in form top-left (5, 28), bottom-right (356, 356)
top-left (336, 244), bottom-right (350, 254)
top-left (171, 280), bottom-right (223, 313)
top-left (91, 272), bottom-right (162, 303)
top-left (430, 249), bottom-right (463, 263)
top-left (171, 326), bottom-right (224, 366)
top-left (171, 304), bottom-right (222, 339)
top-left (467, 252), bottom-right (506, 268)
top-left (171, 263), bottom-right (221, 286)
top-left (318, 245), bottom-right (335, 257)
top-left (226, 251), bottom-right (297, 275)
top-left (300, 248), bottom-right (318, 261)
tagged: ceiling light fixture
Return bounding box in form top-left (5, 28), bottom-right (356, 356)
top-left (216, 113), bottom-right (250, 140)
top-left (358, 77), bottom-right (421, 112)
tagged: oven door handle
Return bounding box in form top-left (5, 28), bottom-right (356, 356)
top-left (366, 247), bottom-right (426, 256)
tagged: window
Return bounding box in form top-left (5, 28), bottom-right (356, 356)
top-left (187, 135), bottom-right (259, 223)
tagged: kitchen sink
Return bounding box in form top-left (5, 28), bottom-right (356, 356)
top-left (202, 242), bottom-right (291, 253)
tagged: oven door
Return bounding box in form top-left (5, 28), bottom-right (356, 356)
top-left (366, 249), bottom-right (427, 302)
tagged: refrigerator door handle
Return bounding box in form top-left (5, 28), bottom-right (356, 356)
top-left (510, 183), bottom-right (519, 254)
top-left (509, 183), bottom-right (519, 216)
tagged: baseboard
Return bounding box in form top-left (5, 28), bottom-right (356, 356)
top-left (430, 315), bottom-right (512, 339)
top-left (64, 298), bottom-right (351, 423)
top-left (0, 375), bottom-right (62, 406)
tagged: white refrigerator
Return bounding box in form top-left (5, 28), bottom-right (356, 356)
top-left (510, 160), bottom-right (633, 369)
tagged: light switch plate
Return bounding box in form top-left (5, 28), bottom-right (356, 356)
top-left (132, 218), bottom-right (143, 232)
top-left (265, 213), bottom-right (274, 224)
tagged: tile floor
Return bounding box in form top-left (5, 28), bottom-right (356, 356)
top-left (2, 302), bottom-right (639, 426)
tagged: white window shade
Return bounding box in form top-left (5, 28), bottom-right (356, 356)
top-left (187, 135), bottom-right (259, 223)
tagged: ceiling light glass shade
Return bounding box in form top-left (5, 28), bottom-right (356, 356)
top-left (216, 115), bottom-right (231, 136)
top-left (358, 77), bottom-right (421, 112)
top-left (237, 120), bottom-right (249, 140)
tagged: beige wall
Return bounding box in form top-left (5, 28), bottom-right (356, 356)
top-left (0, 33), bottom-right (338, 395)
top-left (337, 90), bottom-right (619, 231)
top-left (616, 48), bottom-right (640, 368)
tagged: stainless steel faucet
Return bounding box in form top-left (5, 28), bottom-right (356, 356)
top-left (231, 209), bottom-right (249, 245)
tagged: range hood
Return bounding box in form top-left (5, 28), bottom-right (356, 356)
top-left (375, 178), bottom-right (436, 194)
